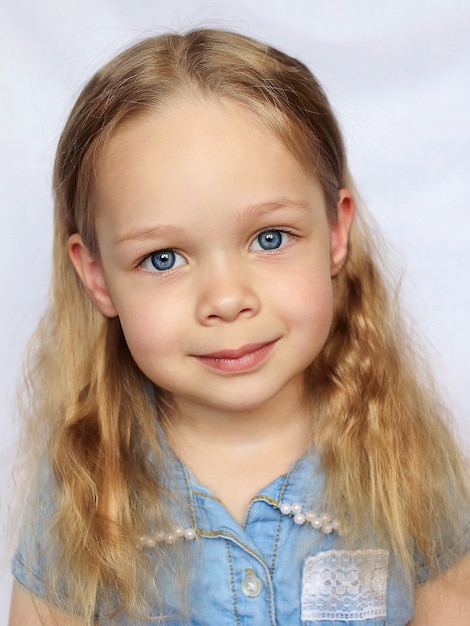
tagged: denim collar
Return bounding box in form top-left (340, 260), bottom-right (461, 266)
top-left (156, 424), bottom-right (325, 541)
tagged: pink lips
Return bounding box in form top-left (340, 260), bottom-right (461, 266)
top-left (195, 341), bottom-right (276, 373)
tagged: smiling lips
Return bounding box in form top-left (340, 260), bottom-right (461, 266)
top-left (195, 341), bottom-right (276, 373)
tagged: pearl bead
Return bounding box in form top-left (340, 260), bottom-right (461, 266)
top-left (184, 528), bottom-right (197, 540)
top-left (305, 511), bottom-right (317, 522)
top-left (279, 502), bottom-right (292, 515)
top-left (311, 517), bottom-right (323, 529)
top-left (291, 502), bottom-right (303, 514)
top-left (322, 524), bottom-right (333, 534)
top-left (293, 513), bottom-right (306, 525)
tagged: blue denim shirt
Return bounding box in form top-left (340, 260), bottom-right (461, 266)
top-left (12, 445), bottom-right (467, 625)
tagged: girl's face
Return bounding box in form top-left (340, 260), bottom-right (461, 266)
top-left (69, 98), bottom-right (353, 419)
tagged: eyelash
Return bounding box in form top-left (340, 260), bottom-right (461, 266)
top-left (138, 229), bottom-right (295, 274)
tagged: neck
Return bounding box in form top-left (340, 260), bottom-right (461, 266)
top-left (168, 378), bottom-right (311, 450)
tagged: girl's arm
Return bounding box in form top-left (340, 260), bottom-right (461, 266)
top-left (9, 582), bottom-right (85, 626)
top-left (410, 552), bottom-right (470, 625)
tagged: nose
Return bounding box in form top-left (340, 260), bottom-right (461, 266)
top-left (195, 259), bottom-right (260, 324)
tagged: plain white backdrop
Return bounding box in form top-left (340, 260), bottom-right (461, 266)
top-left (1, 0), bottom-right (469, 620)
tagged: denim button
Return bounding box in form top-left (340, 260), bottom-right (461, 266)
top-left (241, 573), bottom-right (263, 597)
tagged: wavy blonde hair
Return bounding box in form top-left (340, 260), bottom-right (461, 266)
top-left (18, 28), bottom-right (469, 622)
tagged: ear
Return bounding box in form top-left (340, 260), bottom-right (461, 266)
top-left (67, 233), bottom-right (118, 318)
top-left (330, 188), bottom-right (355, 276)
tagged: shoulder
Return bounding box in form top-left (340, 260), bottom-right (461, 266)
top-left (9, 581), bottom-right (83, 626)
top-left (411, 552), bottom-right (470, 625)
top-left (11, 460), bottom-right (60, 603)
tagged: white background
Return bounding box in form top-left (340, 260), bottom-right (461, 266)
top-left (1, 0), bottom-right (469, 620)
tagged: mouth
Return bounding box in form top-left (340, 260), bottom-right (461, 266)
top-left (194, 341), bottom-right (277, 373)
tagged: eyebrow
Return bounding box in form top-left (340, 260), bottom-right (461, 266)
top-left (114, 223), bottom-right (187, 247)
top-left (235, 198), bottom-right (310, 223)
top-left (114, 198), bottom-right (309, 247)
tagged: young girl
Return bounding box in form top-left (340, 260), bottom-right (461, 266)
top-left (9, 29), bottom-right (470, 625)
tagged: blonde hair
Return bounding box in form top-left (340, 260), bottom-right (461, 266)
top-left (18, 28), bottom-right (469, 622)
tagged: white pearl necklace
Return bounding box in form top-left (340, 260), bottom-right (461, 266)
top-left (139, 526), bottom-right (197, 548)
top-left (278, 501), bottom-right (343, 535)
top-left (138, 502), bottom-right (343, 548)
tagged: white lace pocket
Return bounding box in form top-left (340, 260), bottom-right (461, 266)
top-left (301, 549), bottom-right (389, 622)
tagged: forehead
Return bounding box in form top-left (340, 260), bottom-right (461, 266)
top-left (97, 94), bottom-right (312, 179)
top-left (92, 97), bottom-right (324, 238)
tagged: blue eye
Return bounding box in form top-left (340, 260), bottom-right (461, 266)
top-left (251, 230), bottom-right (287, 251)
top-left (141, 249), bottom-right (186, 273)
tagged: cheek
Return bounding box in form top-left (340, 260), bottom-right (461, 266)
top-left (279, 265), bottom-right (334, 327)
top-left (297, 290), bottom-right (333, 351)
top-left (115, 302), bottom-right (182, 367)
